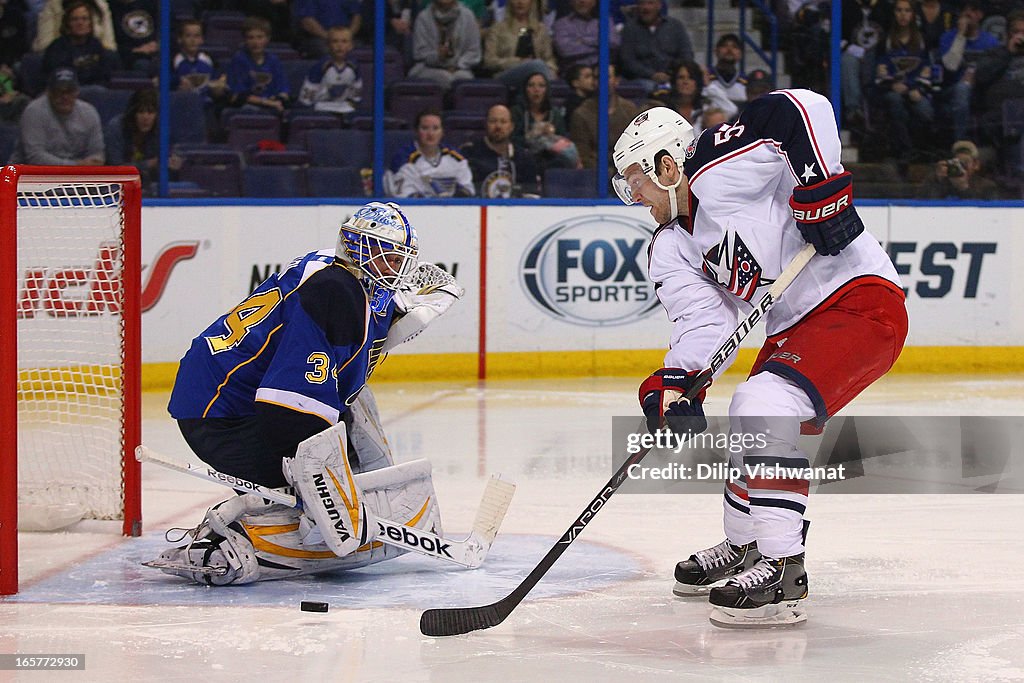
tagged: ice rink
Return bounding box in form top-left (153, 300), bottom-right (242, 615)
top-left (3, 374), bottom-right (1024, 682)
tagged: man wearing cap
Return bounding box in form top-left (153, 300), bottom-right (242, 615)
top-left (743, 69), bottom-right (774, 107)
top-left (9, 67), bottom-right (104, 165)
top-left (705, 33), bottom-right (749, 113)
top-left (923, 139), bottom-right (999, 199)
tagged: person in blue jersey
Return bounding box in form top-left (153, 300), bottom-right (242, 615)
top-left (152, 202), bottom-right (466, 585)
top-left (225, 16), bottom-right (289, 113)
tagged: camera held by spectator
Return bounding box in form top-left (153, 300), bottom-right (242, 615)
top-left (925, 140), bottom-right (999, 199)
top-left (943, 158), bottom-right (965, 178)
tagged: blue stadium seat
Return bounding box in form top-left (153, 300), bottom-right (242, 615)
top-left (78, 87), bottom-right (132, 127)
top-left (452, 80), bottom-right (509, 114)
top-left (307, 166), bottom-right (365, 198)
top-left (202, 11), bottom-right (245, 49)
top-left (387, 80), bottom-right (444, 128)
top-left (286, 111), bottom-right (342, 147)
top-left (543, 168), bottom-right (596, 198)
top-left (249, 149), bottom-right (311, 166)
top-left (350, 115), bottom-right (407, 130)
top-left (179, 149), bottom-right (243, 196)
top-left (244, 165), bottom-right (306, 198)
top-left (109, 72), bottom-right (155, 90)
top-left (225, 113), bottom-right (281, 151)
top-left (306, 129), bottom-right (371, 168)
top-left (616, 81), bottom-right (649, 105)
top-left (443, 113), bottom-right (485, 149)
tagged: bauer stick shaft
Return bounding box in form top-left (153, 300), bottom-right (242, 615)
top-left (136, 446), bottom-right (515, 569)
top-left (419, 243), bottom-right (816, 636)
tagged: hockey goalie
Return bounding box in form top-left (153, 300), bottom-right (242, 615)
top-left (147, 202), bottom-right (475, 584)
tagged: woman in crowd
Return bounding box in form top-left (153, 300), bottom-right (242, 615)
top-left (105, 89), bottom-right (181, 195)
top-left (511, 70), bottom-right (579, 171)
top-left (385, 108), bottom-right (475, 197)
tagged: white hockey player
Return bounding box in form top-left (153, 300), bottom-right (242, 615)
top-left (151, 202), bottom-right (466, 584)
top-left (612, 92), bottom-right (909, 626)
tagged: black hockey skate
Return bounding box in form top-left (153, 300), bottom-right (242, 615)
top-left (708, 554), bottom-right (808, 628)
top-left (673, 539), bottom-right (761, 597)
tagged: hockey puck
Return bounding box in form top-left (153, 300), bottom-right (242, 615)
top-left (300, 601), bottom-right (329, 613)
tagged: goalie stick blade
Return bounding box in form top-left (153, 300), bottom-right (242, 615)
top-left (420, 603), bottom-right (509, 637)
top-left (141, 560), bottom-right (229, 576)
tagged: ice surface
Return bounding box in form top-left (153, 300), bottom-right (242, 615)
top-left (2, 375), bottom-right (1023, 681)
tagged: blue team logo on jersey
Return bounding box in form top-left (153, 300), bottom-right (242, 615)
top-left (701, 232), bottom-right (775, 303)
top-left (521, 215), bottom-right (660, 326)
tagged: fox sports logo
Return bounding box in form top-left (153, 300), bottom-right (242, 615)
top-left (521, 215), bottom-right (659, 326)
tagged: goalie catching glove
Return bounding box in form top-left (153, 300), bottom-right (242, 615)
top-left (639, 368), bottom-right (709, 436)
top-left (383, 263), bottom-right (464, 352)
top-left (789, 171), bottom-right (864, 256)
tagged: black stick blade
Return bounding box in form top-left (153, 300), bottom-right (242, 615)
top-left (420, 604), bottom-right (507, 637)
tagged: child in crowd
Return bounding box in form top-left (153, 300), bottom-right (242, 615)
top-left (226, 16), bottom-right (289, 112)
top-left (172, 19), bottom-right (227, 101)
top-left (298, 26), bottom-right (362, 117)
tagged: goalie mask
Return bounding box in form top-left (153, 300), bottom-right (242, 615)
top-left (338, 202), bottom-right (419, 313)
top-left (612, 107), bottom-right (695, 219)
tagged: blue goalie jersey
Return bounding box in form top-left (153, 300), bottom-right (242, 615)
top-left (168, 249), bottom-right (394, 424)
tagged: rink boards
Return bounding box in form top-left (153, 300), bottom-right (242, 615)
top-left (124, 204), bottom-right (1022, 385)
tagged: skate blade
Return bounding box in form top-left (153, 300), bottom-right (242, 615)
top-left (142, 560), bottom-right (229, 576)
top-left (672, 580), bottom-right (720, 597)
top-left (709, 601), bottom-right (807, 629)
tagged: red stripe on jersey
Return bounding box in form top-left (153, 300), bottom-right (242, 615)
top-left (778, 90), bottom-right (830, 180)
top-left (726, 481), bottom-right (749, 500)
top-left (747, 477), bottom-right (810, 495)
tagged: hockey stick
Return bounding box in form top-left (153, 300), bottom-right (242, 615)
top-left (419, 243), bottom-right (816, 636)
top-left (136, 446), bottom-right (516, 569)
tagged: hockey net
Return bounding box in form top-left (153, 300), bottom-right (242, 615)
top-left (1, 166), bottom-right (142, 595)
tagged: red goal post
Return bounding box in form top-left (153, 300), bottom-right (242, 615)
top-left (0, 165), bottom-right (142, 596)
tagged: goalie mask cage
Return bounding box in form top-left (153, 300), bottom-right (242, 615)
top-left (0, 165), bottom-right (142, 596)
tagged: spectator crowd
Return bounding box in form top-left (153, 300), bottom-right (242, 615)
top-left (0, 0), bottom-right (1021, 198)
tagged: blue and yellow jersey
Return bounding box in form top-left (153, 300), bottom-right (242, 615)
top-left (168, 249), bottom-right (393, 425)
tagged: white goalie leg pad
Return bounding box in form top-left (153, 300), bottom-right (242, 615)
top-left (344, 386), bottom-right (394, 473)
top-left (225, 459), bottom-right (443, 581)
top-left (146, 494), bottom-right (274, 585)
top-left (283, 421), bottom-right (378, 557)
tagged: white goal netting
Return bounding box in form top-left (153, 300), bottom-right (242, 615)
top-left (16, 182), bottom-right (129, 529)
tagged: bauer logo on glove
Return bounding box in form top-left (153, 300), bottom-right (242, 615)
top-left (789, 171), bottom-right (865, 257)
top-left (638, 368), bottom-right (709, 436)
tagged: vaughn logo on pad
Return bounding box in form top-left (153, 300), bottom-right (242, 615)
top-left (520, 215), bottom-right (659, 326)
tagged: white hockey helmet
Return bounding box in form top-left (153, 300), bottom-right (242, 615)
top-left (338, 201), bottom-right (419, 299)
top-left (612, 107), bottom-right (695, 210)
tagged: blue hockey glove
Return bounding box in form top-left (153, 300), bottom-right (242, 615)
top-left (790, 171), bottom-right (864, 256)
top-left (638, 368), bottom-right (709, 436)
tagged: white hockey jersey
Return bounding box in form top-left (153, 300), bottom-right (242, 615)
top-left (650, 89), bottom-right (902, 373)
top-left (384, 146), bottom-right (476, 198)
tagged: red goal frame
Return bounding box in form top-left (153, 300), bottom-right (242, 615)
top-left (0, 165), bottom-right (143, 596)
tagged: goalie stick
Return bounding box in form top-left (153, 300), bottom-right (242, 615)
top-left (419, 243), bottom-right (816, 637)
top-left (135, 446), bottom-right (515, 569)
